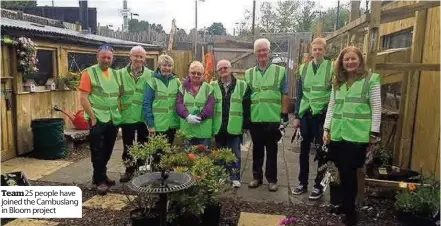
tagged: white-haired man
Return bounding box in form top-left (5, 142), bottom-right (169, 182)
top-left (245, 38), bottom-right (290, 192)
top-left (118, 45), bottom-right (153, 183)
top-left (211, 59), bottom-right (251, 188)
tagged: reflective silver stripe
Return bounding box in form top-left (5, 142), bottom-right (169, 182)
top-left (153, 108), bottom-right (168, 113)
top-left (252, 98), bottom-right (280, 104)
top-left (335, 99), bottom-right (344, 104)
top-left (133, 100), bottom-right (143, 105)
top-left (230, 111), bottom-right (243, 116)
top-left (345, 97), bottom-right (368, 103)
top-left (325, 60), bottom-right (332, 88)
top-left (155, 95), bottom-right (168, 100)
top-left (273, 66), bottom-right (280, 87)
top-left (333, 112), bottom-right (371, 120)
top-left (310, 96), bottom-right (330, 103)
top-left (301, 62), bottom-right (309, 81)
top-left (303, 87), bottom-right (311, 92)
top-left (93, 105), bottom-right (118, 110)
top-left (311, 86), bottom-right (331, 91)
top-left (361, 72), bottom-right (372, 99)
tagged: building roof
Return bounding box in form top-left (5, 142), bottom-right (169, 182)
top-left (1, 17), bottom-right (162, 50)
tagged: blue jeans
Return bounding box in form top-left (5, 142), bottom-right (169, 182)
top-left (215, 134), bottom-right (241, 181)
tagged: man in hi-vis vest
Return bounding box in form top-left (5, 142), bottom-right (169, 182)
top-left (211, 59), bottom-right (251, 188)
top-left (79, 44), bottom-right (121, 195)
top-left (245, 38), bottom-right (290, 192)
top-left (118, 46), bottom-right (153, 183)
top-left (291, 38), bottom-right (333, 200)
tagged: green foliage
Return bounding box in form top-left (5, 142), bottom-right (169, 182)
top-left (207, 22), bottom-right (227, 35)
top-left (125, 134), bottom-right (171, 169)
top-left (312, 3), bottom-right (350, 32)
top-left (374, 146), bottom-right (393, 166)
top-left (395, 174), bottom-right (440, 218)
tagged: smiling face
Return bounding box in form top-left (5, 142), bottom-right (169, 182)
top-left (311, 43), bottom-right (326, 61)
top-left (216, 60), bottom-right (231, 79)
top-left (255, 42), bottom-right (270, 63)
top-left (160, 61), bottom-right (173, 76)
top-left (342, 50), bottom-right (361, 73)
top-left (129, 49), bottom-right (146, 69)
top-left (189, 65), bottom-right (204, 85)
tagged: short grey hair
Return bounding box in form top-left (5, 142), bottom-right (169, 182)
top-left (253, 38), bottom-right (271, 53)
top-left (158, 54), bottom-right (174, 66)
top-left (216, 59), bottom-right (231, 70)
top-left (130, 45), bottom-right (146, 55)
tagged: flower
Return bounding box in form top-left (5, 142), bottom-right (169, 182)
top-left (197, 144), bottom-right (206, 152)
top-left (408, 183), bottom-right (416, 191)
top-left (188, 153), bottom-right (196, 160)
top-left (279, 217), bottom-right (296, 225)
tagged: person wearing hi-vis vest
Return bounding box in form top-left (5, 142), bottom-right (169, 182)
top-left (176, 61), bottom-right (215, 147)
top-left (211, 59), bottom-right (251, 188)
top-left (291, 37), bottom-right (333, 200)
top-left (143, 54), bottom-right (181, 144)
top-left (79, 44), bottom-right (121, 195)
top-left (245, 38), bottom-right (290, 192)
top-left (118, 46), bottom-right (153, 183)
top-left (323, 46), bottom-right (381, 226)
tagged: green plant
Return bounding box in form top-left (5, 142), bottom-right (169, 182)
top-left (125, 134), bottom-right (171, 172)
top-left (373, 146), bottom-right (393, 166)
top-left (395, 174), bottom-right (440, 219)
top-left (60, 72), bottom-right (81, 90)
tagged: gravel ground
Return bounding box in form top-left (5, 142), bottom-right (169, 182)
top-left (0, 180), bottom-right (403, 226)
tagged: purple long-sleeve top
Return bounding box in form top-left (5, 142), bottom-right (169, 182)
top-left (176, 76), bottom-right (215, 120)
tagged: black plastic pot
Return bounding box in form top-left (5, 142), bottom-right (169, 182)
top-left (172, 214), bottom-right (200, 226)
top-left (201, 203), bottom-right (221, 226)
top-left (130, 208), bottom-right (160, 226)
top-left (396, 210), bottom-right (436, 226)
top-left (1, 171), bottom-right (31, 186)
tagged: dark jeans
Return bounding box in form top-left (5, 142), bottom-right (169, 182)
top-left (188, 138), bottom-right (211, 147)
top-left (215, 134), bottom-right (241, 181)
top-left (157, 128), bottom-right (177, 145)
top-left (250, 122), bottom-right (281, 184)
top-left (329, 140), bottom-right (368, 217)
top-left (121, 122), bottom-right (148, 174)
top-left (298, 111), bottom-right (326, 189)
top-left (89, 121), bottom-right (118, 184)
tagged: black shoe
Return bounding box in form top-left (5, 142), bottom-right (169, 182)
top-left (105, 177), bottom-right (116, 186)
top-left (291, 184), bottom-right (307, 195)
top-left (342, 214), bottom-right (357, 226)
top-left (328, 205), bottom-right (343, 215)
top-left (119, 173), bottom-right (132, 183)
top-left (309, 187), bottom-right (324, 200)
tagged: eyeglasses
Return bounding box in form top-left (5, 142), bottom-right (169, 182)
top-left (190, 71), bottom-right (203, 76)
top-left (98, 44), bottom-right (114, 52)
top-left (217, 66), bottom-right (229, 71)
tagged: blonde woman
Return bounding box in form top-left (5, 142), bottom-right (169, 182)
top-left (323, 46), bottom-right (381, 226)
top-left (176, 61), bottom-right (215, 147)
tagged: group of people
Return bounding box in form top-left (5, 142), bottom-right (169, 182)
top-left (79, 36), bottom-right (381, 226)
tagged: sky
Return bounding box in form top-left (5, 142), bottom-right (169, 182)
top-left (37, 0), bottom-right (350, 34)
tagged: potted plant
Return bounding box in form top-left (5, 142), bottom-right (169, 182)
top-left (394, 175), bottom-right (440, 226)
top-left (124, 134), bottom-right (172, 225)
top-left (159, 144), bottom-right (237, 226)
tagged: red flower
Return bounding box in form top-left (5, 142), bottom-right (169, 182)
top-left (197, 145), bottom-right (206, 152)
top-left (188, 153), bottom-right (196, 160)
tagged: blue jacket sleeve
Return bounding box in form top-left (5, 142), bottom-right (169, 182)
top-left (143, 83), bottom-right (156, 128)
top-left (280, 71), bottom-right (289, 95)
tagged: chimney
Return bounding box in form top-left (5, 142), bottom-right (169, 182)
top-left (79, 0), bottom-right (89, 32)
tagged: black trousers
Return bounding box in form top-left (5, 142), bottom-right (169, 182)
top-left (298, 112), bottom-right (326, 189)
top-left (250, 122), bottom-right (282, 184)
top-left (121, 122), bottom-right (148, 173)
top-left (89, 121), bottom-right (118, 184)
top-left (328, 140), bottom-right (368, 217)
top-left (157, 128), bottom-right (177, 145)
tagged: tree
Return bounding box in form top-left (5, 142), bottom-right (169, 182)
top-left (259, 2), bottom-right (277, 33)
top-left (293, 0), bottom-right (317, 32)
top-left (207, 22), bottom-right (227, 35)
top-left (1, 0), bottom-right (37, 9)
top-left (312, 3), bottom-right (350, 32)
top-left (276, 0), bottom-right (299, 32)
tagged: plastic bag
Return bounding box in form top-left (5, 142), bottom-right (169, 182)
top-left (292, 128), bottom-right (303, 147)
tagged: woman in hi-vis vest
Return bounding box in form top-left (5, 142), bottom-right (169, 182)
top-left (176, 61), bottom-right (215, 147)
top-left (323, 46), bottom-right (381, 226)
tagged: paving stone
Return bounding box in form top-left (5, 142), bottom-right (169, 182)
top-left (82, 193), bottom-right (136, 211)
top-left (1, 157), bottom-right (72, 180)
top-left (5, 219), bottom-right (59, 226)
top-left (231, 185), bottom-right (290, 203)
top-left (237, 212), bottom-right (286, 226)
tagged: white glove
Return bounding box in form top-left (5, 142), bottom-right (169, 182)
top-left (186, 114), bottom-right (201, 124)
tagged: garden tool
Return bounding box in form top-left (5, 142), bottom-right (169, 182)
top-left (53, 105), bottom-right (89, 130)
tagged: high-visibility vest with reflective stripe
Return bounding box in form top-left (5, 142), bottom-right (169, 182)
top-left (244, 64), bottom-right (284, 123)
top-left (211, 79), bottom-right (247, 135)
top-left (118, 67), bottom-right (153, 124)
top-left (147, 76), bottom-right (181, 132)
top-left (179, 82), bottom-right (213, 138)
top-left (85, 64), bottom-right (122, 124)
top-left (298, 59), bottom-right (333, 117)
top-left (330, 72), bottom-right (380, 143)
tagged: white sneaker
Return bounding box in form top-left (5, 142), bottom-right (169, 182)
top-left (232, 180), bottom-right (241, 188)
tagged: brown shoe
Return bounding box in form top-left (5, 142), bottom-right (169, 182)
top-left (248, 180), bottom-right (262, 188)
top-left (119, 173), bottom-right (132, 183)
top-left (96, 183), bottom-right (108, 196)
top-left (268, 183), bottom-right (278, 192)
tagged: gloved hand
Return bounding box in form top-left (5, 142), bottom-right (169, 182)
top-left (280, 113), bottom-right (289, 128)
top-left (186, 114), bottom-right (201, 124)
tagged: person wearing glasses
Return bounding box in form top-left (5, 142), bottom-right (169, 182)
top-left (118, 46), bottom-right (153, 183)
top-left (143, 54), bottom-right (181, 144)
top-left (176, 61), bottom-right (214, 147)
top-left (211, 59), bottom-right (251, 188)
top-left (78, 44), bottom-right (121, 195)
top-left (245, 38), bottom-right (290, 192)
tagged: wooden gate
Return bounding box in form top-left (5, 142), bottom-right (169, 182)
top-left (1, 45), bottom-right (16, 161)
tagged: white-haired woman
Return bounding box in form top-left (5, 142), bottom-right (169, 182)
top-left (176, 61), bottom-right (215, 147)
top-left (143, 54), bottom-right (181, 144)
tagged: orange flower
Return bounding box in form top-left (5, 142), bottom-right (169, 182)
top-left (408, 183), bottom-right (417, 191)
top-left (212, 151), bottom-right (219, 158)
top-left (188, 153), bottom-right (196, 160)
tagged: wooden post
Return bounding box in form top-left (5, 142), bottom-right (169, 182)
top-left (395, 8), bottom-right (428, 168)
top-left (356, 0), bottom-right (381, 207)
top-left (347, 1), bottom-right (361, 46)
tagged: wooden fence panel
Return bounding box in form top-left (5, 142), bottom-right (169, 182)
top-left (169, 50), bottom-right (193, 80)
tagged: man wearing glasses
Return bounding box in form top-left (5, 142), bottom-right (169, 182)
top-left (79, 44), bottom-right (121, 195)
top-left (245, 38), bottom-right (290, 192)
top-left (211, 59), bottom-right (251, 188)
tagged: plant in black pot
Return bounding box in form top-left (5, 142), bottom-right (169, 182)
top-left (394, 174), bottom-right (440, 226)
top-left (160, 144), bottom-right (237, 226)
